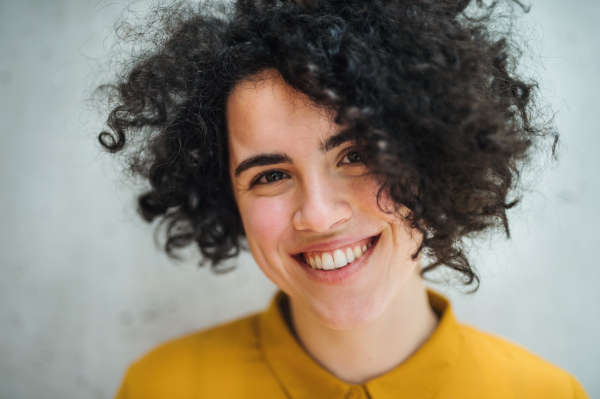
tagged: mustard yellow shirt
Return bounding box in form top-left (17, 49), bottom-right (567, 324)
top-left (115, 291), bottom-right (589, 398)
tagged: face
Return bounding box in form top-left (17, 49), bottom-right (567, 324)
top-left (227, 70), bottom-right (422, 330)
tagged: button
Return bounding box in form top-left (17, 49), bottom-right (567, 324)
top-left (346, 387), bottom-right (362, 399)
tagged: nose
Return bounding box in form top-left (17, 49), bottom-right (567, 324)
top-left (292, 174), bottom-right (352, 232)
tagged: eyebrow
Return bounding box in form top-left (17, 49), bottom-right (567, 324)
top-left (234, 153), bottom-right (293, 177)
top-left (233, 131), bottom-right (353, 177)
top-left (319, 130), bottom-right (352, 153)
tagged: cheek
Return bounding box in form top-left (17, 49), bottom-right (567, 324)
top-left (348, 174), bottom-right (385, 214)
top-left (391, 219), bottom-right (420, 259)
top-left (350, 176), bottom-right (420, 258)
top-left (239, 195), bottom-right (292, 256)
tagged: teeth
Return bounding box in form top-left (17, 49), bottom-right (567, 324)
top-left (345, 248), bottom-right (355, 263)
top-left (333, 249), bottom-right (348, 268)
top-left (303, 239), bottom-right (374, 270)
top-left (322, 253), bottom-right (335, 270)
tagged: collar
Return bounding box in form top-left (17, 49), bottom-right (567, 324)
top-left (258, 290), bottom-right (462, 399)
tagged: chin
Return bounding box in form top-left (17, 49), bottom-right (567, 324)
top-left (309, 292), bottom-right (390, 331)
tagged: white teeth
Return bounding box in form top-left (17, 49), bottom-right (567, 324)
top-left (333, 249), bottom-right (348, 268)
top-left (303, 239), bottom-right (374, 270)
top-left (321, 253), bottom-right (335, 270)
top-left (345, 247), bottom-right (355, 263)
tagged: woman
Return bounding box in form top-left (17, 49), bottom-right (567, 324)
top-left (99, 0), bottom-right (589, 397)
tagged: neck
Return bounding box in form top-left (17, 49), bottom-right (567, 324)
top-left (289, 275), bottom-right (438, 384)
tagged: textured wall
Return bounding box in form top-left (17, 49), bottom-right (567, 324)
top-left (0, 0), bottom-right (598, 398)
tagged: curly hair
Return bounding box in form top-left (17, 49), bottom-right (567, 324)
top-left (98, 0), bottom-right (555, 288)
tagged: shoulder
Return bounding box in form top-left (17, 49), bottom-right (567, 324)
top-left (136, 312), bottom-right (260, 370)
top-left (115, 313), bottom-right (267, 399)
top-left (451, 323), bottom-right (588, 398)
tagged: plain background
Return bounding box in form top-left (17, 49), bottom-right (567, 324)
top-left (0, 0), bottom-right (598, 398)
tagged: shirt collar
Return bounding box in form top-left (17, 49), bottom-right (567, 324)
top-left (365, 290), bottom-right (462, 398)
top-left (258, 290), bottom-right (461, 399)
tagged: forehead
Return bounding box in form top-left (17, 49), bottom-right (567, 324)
top-left (226, 71), bottom-right (337, 166)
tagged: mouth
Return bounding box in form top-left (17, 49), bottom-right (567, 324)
top-left (298, 235), bottom-right (377, 271)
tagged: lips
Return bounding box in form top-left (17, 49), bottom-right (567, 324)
top-left (300, 236), bottom-right (375, 270)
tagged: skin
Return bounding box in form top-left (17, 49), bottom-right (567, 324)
top-left (227, 70), bottom-right (438, 384)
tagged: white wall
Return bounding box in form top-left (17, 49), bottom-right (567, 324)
top-left (0, 0), bottom-right (597, 398)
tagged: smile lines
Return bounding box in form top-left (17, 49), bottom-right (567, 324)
top-left (302, 237), bottom-right (374, 270)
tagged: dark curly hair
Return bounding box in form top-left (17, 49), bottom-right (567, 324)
top-left (98, 0), bottom-right (556, 288)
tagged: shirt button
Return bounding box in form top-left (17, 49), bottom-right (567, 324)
top-left (346, 387), bottom-right (362, 399)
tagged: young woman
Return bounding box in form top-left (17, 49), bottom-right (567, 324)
top-left (99, 0), bottom-right (589, 397)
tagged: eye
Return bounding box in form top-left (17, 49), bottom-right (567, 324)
top-left (340, 149), bottom-right (363, 165)
top-left (254, 170), bottom-right (290, 185)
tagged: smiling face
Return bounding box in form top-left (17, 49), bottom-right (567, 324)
top-left (227, 70), bottom-right (423, 330)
